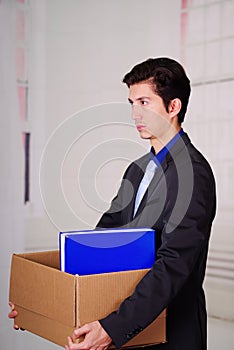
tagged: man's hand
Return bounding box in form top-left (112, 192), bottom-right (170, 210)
top-left (8, 302), bottom-right (20, 330)
top-left (65, 321), bottom-right (112, 350)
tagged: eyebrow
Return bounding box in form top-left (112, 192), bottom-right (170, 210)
top-left (128, 96), bottom-right (151, 103)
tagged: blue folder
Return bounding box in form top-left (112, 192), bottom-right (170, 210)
top-left (59, 228), bottom-right (155, 275)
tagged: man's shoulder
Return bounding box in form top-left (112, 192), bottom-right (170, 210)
top-left (164, 132), bottom-right (215, 183)
top-left (176, 132), bottom-right (211, 165)
top-left (179, 134), bottom-right (216, 186)
top-left (186, 138), bottom-right (213, 170)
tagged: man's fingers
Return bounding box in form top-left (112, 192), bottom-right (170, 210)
top-left (8, 302), bottom-right (18, 319)
top-left (8, 310), bottom-right (17, 318)
top-left (73, 324), bottom-right (89, 339)
top-left (65, 336), bottom-right (79, 350)
top-left (8, 302), bottom-right (23, 331)
top-left (67, 336), bottom-right (73, 347)
top-left (66, 322), bottom-right (112, 349)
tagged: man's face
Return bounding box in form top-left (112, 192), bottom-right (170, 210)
top-left (128, 82), bottom-right (174, 144)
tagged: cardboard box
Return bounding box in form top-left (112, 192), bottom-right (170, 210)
top-left (9, 250), bottom-right (166, 348)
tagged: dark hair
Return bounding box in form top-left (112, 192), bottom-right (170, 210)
top-left (123, 57), bottom-right (191, 124)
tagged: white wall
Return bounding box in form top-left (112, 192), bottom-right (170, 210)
top-left (180, 0), bottom-right (234, 322)
top-left (0, 1), bottom-right (25, 349)
top-left (27, 0), bottom-right (181, 245)
top-left (1, 1), bottom-right (233, 350)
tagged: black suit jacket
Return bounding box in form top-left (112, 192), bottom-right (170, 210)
top-left (97, 133), bottom-right (216, 350)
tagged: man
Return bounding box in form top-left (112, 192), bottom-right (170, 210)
top-left (10, 58), bottom-right (216, 350)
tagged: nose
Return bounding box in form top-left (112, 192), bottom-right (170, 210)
top-left (131, 105), bottom-right (142, 121)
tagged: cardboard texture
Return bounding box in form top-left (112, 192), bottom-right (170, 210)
top-left (9, 251), bottom-right (166, 348)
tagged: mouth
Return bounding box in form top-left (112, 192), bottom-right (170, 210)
top-left (136, 124), bottom-right (146, 131)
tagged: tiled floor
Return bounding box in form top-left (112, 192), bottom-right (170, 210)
top-left (208, 317), bottom-right (234, 350)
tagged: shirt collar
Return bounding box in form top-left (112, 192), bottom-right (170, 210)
top-left (150, 128), bottom-right (184, 166)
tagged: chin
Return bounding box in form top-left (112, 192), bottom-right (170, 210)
top-left (139, 131), bottom-right (152, 139)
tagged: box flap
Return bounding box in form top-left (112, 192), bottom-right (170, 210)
top-left (76, 269), bottom-right (150, 326)
top-left (9, 253), bottom-right (76, 327)
top-left (18, 250), bottom-right (60, 269)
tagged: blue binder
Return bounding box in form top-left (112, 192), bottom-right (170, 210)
top-left (59, 228), bottom-right (155, 275)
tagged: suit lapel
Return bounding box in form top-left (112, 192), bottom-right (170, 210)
top-left (131, 133), bottom-right (191, 221)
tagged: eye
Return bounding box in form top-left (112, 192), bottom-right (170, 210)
top-left (140, 100), bottom-right (148, 106)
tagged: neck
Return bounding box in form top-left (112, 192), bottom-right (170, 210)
top-left (150, 125), bottom-right (181, 154)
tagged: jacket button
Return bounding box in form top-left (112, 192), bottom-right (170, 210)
top-left (126, 332), bottom-right (133, 339)
top-left (135, 327), bottom-right (143, 335)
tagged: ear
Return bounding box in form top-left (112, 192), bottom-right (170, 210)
top-left (168, 98), bottom-right (181, 118)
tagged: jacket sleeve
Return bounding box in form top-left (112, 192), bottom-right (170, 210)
top-left (99, 160), bottom-right (216, 348)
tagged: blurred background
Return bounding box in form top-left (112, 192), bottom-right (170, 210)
top-left (1, 0), bottom-right (234, 349)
